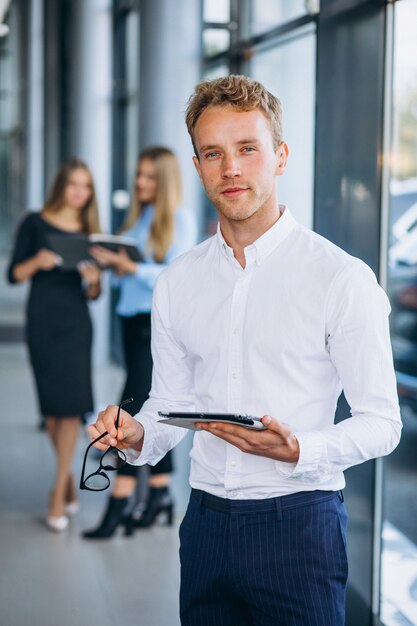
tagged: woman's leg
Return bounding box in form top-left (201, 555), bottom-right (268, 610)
top-left (46, 417), bottom-right (80, 518)
top-left (111, 313), bottom-right (152, 500)
top-left (149, 473), bottom-right (170, 488)
top-left (65, 473), bottom-right (77, 506)
top-left (45, 415), bottom-right (58, 447)
top-left (45, 418), bottom-right (77, 506)
top-left (149, 447), bottom-right (173, 488)
top-left (134, 450), bottom-right (174, 528)
top-left (112, 474), bottom-right (137, 498)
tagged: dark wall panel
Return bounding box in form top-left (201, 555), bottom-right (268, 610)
top-left (315, 5), bottom-right (385, 274)
top-left (315, 4), bottom-right (386, 625)
top-left (43, 0), bottom-right (74, 188)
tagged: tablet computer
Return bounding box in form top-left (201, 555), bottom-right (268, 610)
top-left (158, 411), bottom-right (266, 431)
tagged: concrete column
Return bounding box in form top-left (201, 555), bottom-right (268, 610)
top-left (26, 0), bottom-right (44, 210)
top-left (72, 0), bottom-right (113, 367)
top-left (139, 0), bottom-right (202, 227)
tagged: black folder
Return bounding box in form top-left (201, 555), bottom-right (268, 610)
top-left (48, 233), bottom-right (143, 269)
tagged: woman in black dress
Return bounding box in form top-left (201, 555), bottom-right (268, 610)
top-left (7, 158), bottom-right (101, 532)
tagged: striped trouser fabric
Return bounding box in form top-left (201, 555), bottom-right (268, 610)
top-left (179, 489), bottom-right (348, 626)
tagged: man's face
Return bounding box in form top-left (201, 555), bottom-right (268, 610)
top-left (192, 106), bottom-right (288, 225)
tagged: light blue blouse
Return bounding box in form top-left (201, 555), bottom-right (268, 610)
top-left (114, 205), bottom-right (197, 317)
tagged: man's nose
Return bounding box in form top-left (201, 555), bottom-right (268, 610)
top-left (221, 155), bottom-right (241, 178)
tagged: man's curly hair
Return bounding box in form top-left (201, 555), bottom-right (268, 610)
top-left (185, 75), bottom-right (283, 156)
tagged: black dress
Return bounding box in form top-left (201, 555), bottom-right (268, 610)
top-left (7, 212), bottom-right (94, 419)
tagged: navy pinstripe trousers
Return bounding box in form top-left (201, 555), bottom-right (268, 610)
top-left (179, 489), bottom-right (348, 626)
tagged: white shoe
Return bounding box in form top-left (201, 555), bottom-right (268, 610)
top-left (46, 515), bottom-right (69, 532)
top-left (65, 501), bottom-right (80, 517)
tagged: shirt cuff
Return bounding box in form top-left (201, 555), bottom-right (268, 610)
top-left (274, 431), bottom-right (326, 482)
top-left (124, 446), bottom-right (143, 465)
top-left (122, 417), bottom-right (157, 466)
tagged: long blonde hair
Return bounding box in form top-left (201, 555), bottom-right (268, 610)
top-left (122, 146), bottom-right (182, 262)
top-left (42, 158), bottom-right (101, 234)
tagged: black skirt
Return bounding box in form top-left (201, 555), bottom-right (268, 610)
top-left (26, 274), bottom-right (93, 418)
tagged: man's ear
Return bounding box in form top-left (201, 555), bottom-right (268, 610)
top-left (275, 141), bottom-right (289, 177)
top-left (193, 155), bottom-right (203, 182)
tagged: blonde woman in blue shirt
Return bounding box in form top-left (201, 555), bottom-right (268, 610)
top-left (83, 146), bottom-right (197, 539)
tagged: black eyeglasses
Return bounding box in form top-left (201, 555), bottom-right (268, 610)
top-left (80, 398), bottom-right (134, 491)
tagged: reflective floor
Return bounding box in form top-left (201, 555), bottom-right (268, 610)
top-left (0, 343), bottom-right (189, 626)
top-left (381, 406), bottom-right (417, 626)
top-left (2, 342), bottom-right (417, 626)
top-left (381, 522), bottom-right (417, 626)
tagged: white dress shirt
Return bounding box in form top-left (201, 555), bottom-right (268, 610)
top-left (126, 206), bottom-right (402, 499)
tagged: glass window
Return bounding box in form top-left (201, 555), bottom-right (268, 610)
top-left (251, 26), bottom-right (316, 228)
top-left (381, 1), bottom-right (417, 624)
top-left (250, 0), bottom-right (318, 36)
top-left (0, 3), bottom-right (28, 333)
top-left (203, 64), bottom-right (229, 79)
top-left (203, 28), bottom-right (230, 57)
top-left (0, 4), bottom-right (23, 253)
top-left (126, 11), bottom-right (139, 94)
top-left (125, 10), bottom-right (140, 184)
top-left (203, 0), bottom-right (230, 24)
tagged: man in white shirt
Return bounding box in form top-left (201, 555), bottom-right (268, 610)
top-left (88, 75), bottom-right (401, 625)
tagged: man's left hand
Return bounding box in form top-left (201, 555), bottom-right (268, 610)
top-left (195, 415), bottom-right (300, 463)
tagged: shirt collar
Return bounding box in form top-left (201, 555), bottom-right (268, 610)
top-left (216, 205), bottom-right (297, 266)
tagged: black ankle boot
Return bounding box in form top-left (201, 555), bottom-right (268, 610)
top-left (82, 496), bottom-right (131, 539)
top-left (134, 487), bottom-right (174, 528)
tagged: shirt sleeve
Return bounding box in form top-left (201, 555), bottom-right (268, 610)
top-left (133, 262), bottom-right (168, 290)
top-left (124, 272), bottom-right (195, 466)
top-left (276, 260), bottom-right (402, 483)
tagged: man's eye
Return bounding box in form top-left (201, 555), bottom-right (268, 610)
top-left (242, 146), bottom-right (255, 153)
top-left (205, 152), bottom-right (220, 159)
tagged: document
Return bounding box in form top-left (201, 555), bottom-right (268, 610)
top-left (48, 233), bottom-right (143, 269)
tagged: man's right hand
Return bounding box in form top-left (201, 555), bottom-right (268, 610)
top-left (87, 405), bottom-right (145, 452)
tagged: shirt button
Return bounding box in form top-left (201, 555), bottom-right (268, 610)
top-left (233, 328), bottom-right (238, 334)
top-left (231, 461), bottom-right (236, 467)
top-left (229, 491), bottom-right (238, 498)
top-left (232, 373), bottom-right (237, 379)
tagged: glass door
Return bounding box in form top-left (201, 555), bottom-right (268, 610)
top-left (381, 1), bottom-right (417, 624)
